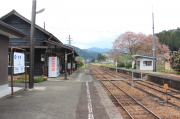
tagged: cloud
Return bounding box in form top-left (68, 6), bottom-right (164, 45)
top-left (1, 0), bottom-right (180, 49)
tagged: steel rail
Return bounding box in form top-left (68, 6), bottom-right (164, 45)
top-left (89, 65), bottom-right (161, 119)
top-left (101, 65), bottom-right (180, 100)
top-left (130, 81), bottom-right (180, 100)
top-left (140, 80), bottom-right (180, 94)
top-left (101, 68), bottom-right (129, 79)
top-left (89, 67), bottom-right (134, 119)
top-left (98, 66), bottom-right (131, 79)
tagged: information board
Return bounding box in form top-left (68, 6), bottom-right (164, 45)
top-left (14, 52), bottom-right (25, 74)
top-left (68, 63), bottom-right (71, 69)
top-left (73, 63), bottom-right (75, 68)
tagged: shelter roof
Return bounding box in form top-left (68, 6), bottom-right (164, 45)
top-left (132, 55), bottom-right (158, 60)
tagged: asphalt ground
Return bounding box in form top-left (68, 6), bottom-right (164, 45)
top-left (0, 68), bottom-right (122, 119)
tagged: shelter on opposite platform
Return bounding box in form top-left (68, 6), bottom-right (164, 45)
top-left (132, 55), bottom-right (158, 71)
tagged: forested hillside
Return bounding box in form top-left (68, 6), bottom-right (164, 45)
top-left (156, 27), bottom-right (180, 51)
top-left (70, 45), bottom-right (98, 59)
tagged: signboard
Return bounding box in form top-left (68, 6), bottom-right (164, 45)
top-left (132, 60), bottom-right (135, 68)
top-left (73, 63), bottom-right (75, 68)
top-left (164, 84), bottom-right (168, 89)
top-left (14, 52), bottom-right (25, 74)
top-left (48, 57), bottom-right (58, 77)
top-left (68, 63), bottom-right (71, 69)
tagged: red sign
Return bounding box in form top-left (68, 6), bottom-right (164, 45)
top-left (51, 57), bottom-right (55, 71)
top-left (164, 84), bottom-right (168, 89)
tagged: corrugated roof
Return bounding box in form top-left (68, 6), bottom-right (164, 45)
top-left (132, 55), bottom-right (158, 60)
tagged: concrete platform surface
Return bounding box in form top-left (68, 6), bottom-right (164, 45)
top-left (0, 68), bottom-right (123, 119)
top-left (0, 87), bottom-right (23, 98)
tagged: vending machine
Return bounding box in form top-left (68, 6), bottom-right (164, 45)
top-left (48, 57), bottom-right (60, 77)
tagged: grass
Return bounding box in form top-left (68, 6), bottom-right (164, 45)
top-left (34, 77), bottom-right (44, 83)
top-left (102, 64), bottom-right (116, 68)
top-left (78, 64), bottom-right (85, 69)
top-left (160, 69), bottom-right (179, 74)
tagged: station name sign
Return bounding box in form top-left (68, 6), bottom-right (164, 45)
top-left (14, 52), bottom-right (25, 74)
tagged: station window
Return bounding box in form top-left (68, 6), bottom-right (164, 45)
top-left (143, 61), bottom-right (152, 66)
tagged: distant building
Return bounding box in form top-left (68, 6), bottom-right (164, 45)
top-left (102, 53), bottom-right (108, 57)
top-left (106, 58), bottom-right (114, 63)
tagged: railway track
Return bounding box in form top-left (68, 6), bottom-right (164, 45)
top-left (89, 65), bottom-right (161, 119)
top-left (96, 66), bottom-right (180, 104)
top-left (97, 66), bottom-right (137, 80)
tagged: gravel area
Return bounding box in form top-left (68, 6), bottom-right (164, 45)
top-left (113, 80), bottom-right (180, 118)
top-left (90, 65), bottom-right (180, 118)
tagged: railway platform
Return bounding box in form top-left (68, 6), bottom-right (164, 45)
top-left (0, 68), bottom-right (123, 119)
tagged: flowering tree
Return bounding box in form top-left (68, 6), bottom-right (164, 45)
top-left (112, 31), bottom-right (170, 61)
top-left (138, 35), bottom-right (170, 57)
top-left (112, 39), bottom-right (121, 62)
top-left (113, 31), bottom-right (146, 55)
top-left (170, 50), bottom-right (180, 74)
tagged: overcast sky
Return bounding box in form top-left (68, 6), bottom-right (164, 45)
top-left (0, 0), bottom-right (179, 49)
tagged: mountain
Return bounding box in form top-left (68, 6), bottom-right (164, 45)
top-left (84, 47), bottom-right (110, 54)
top-left (70, 45), bottom-right (99, 60)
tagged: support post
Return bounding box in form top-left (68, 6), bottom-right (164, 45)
top-left (71, 56), bottom-right (72, 74)
top-left (29, 0), bottom-right (36, 88)
top-left (65, 50), bottom-right (67, 80)
top-left (152, 12), bottom-right (156, 72)
top-left (25, 51), bottom-right (27, 90)
top-left (116, 61), bottom-right (117, 79)
top-left (11, 47), bottom-right (14, 96)
top-left (132, 69), bottom-right (134, 86)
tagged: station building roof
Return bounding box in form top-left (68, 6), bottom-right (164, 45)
top-left (0, 20), bottom-right (27, 38)
top-left (0, 10), bottom-right (79, 57)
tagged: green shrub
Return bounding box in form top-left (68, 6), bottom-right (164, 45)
top-left (134, 65), bottom-right (136, 69)
top-left (34, 77), bottom-right (44, 83)
top-left (126, 62), bottom-right (132, 69)
top-left (77, 61), bottom-right (84, 68)
top-left (117, 62), bottom-right (125, 67)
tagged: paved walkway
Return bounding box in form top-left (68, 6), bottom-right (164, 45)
top-left (0, 68), bottom-right (123, 119)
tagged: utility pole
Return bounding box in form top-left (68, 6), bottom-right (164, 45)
top-left (29, 0), bottom-right (36, 89)
top-left (152, 11), bottom-right (155, 72)
top-left (29, 0), bottom-right (45, 88)
top-left (67, 35), bottom-right (73, 46)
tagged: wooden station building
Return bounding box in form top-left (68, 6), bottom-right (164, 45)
top-left (0, 10), bottom-right (79, 78)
